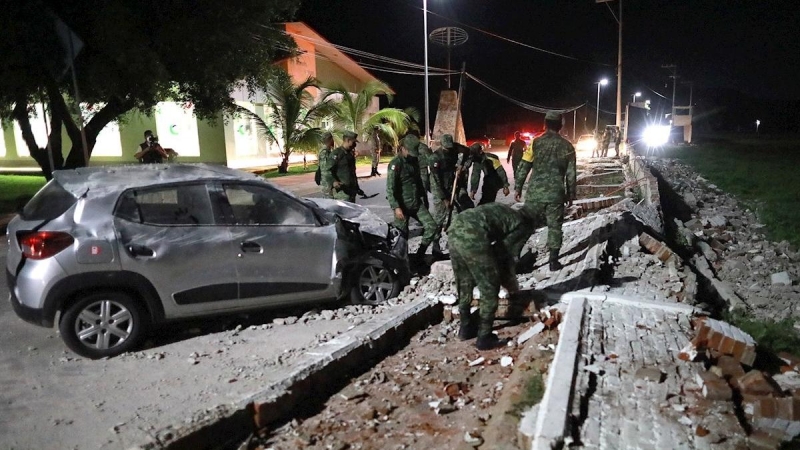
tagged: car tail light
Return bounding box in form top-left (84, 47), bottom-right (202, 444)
top-left (17, 231), bottom-right (74, 260)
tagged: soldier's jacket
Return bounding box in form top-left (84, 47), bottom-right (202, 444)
top-left (386, 155), bottom-right (426, 212)
top-left (448, 203), bottom-right (533, 265)
top-left (418, 143), bottom-right (433, 192)
top-left (514, 130), bottom-right (576, 202)
top-left (330, 146), bottom-right (359, 193)
top-left (317, 145), bottom-right (335, 185)
top-left (470, 152), bottom-right (509, 193)
top-left (507, 139), bottom-right (526, 165)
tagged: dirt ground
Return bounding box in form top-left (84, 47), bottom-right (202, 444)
top-left (248, 312), bottom-right (560, 450)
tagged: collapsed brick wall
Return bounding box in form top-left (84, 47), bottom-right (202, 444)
top-left (627, 155), bottom-right (664, 234)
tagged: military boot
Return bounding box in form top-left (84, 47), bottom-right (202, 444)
top-left (415, 243), bottom-right (429, 256)
top-left (549, 249), bottom-right (563, 271)
top-left (457, 307), bottom-right (478, 340)
top-left (476, 333), bottom-right (508, 350)
top-left (431, 239), bottom-right (444, 258)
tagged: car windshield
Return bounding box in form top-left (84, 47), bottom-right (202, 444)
top-left (21, 180), bottom-right (78, 221)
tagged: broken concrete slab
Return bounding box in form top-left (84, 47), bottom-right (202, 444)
top-left (771, 271), bottom-right (792, 286)
top-left (518, 322), bottom-right (546, 345)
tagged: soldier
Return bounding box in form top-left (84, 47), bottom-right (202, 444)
top-left (613, 126), bottom-right (622, 158)
top-left (469, 143), bottom-right (510, 205)
top-left (317, 131), bottom-right (335, 198)
top-left (601, 127), bottom-right (612, 158)
top-left (514, 111), bottom-right (577, 271)
top-left (409, 130), bottom-right (433, 193)
top-left (507, 131), bottom-right (526, 178)
top-left (449, 202), bottom-right (536, 350)
top-left (386, 135), bottom-right (440, 260)
top-left (370, 141), bottom-right (382, 177)
top-left (330, 131), bottom-right (361, 202)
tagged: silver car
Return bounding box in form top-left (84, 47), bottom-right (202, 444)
top-left (6, 164), bottom-right (408, 359)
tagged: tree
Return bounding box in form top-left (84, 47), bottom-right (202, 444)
top-left (0, 0), bottom-right (298, 179)
top-left (237, 72), bottom-right (336, 173)
top-left (324, 81), bottom-right (414, 153)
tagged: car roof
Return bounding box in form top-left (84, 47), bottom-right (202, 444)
top-left (53, 163), bottom-right (264, 199)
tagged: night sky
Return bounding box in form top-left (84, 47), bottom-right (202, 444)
top-left (296, 0), bottom-right (800, 135)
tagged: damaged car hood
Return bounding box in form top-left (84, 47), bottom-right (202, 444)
top-left (307, 199), bottom-right (388, 237)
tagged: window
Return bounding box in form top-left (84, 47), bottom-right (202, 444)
top-left (115, 184), bottom-right (215, 225)
top-left (223, 184), bottom-right (316, 226)
top-left (21, 180), bottom-right (78, 221)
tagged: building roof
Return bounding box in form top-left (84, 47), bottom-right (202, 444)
top-left (283, 22), bottom-right (394, 94)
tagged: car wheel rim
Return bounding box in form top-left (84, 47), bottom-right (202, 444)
top-left (74, 300), bottom-right (134, 350)
top-left (359, 266), bottom-right (394, 303)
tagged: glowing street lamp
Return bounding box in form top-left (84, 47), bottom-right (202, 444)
top-left (632, 92), bottom-right (641, 103)
top-left (756, 119), bottom-right (761, 134)
top-left (595, 78), bottom-right (609, 134)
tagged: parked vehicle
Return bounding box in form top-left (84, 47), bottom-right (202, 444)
top-left (575, 134), bottom-right (598, 156)
top-left (466, 136), bottom-right (492, 149)
top-left (6, 164), bottom-right (408, 358)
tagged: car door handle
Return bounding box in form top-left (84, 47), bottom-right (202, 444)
top-left (127, 244), bottom-right (155, 258)
top-left (240, 241), bottom-right (263, 253)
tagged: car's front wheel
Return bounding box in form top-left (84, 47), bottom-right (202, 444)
top-left (350, 263), bottom-right (401, 306)
top-left (59, 291), bottom-right (146, 359)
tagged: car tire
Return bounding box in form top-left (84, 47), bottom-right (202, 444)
top-left (350, 263), bottom-right (401, 306)
top-left (59, 291), bottom-right (146, 359)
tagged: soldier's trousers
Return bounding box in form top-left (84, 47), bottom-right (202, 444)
top-left (448, 223), bottom-right (502, 338)
top-left (511, 157), bottom-right (521, 181)
top-left (432, 190), bottom-right (473, 229)
top-left (392, 206), bottom-right (440, 247)
top-left (333, 185), bottom-right (357, 203)
top-left (522, 200), bottom-right (565, 251)
top-left (320, 182), bottom-right (334, 199)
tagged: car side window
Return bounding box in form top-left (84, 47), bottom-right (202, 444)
top-left (115, 184), bottom-right (215, 225)
top-left (223, 184), bottom-right (316, 226)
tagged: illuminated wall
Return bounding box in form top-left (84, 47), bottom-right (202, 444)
top-left (12, 104), bottom-right (49, 156)
top-left (154, 102), bottom-right (201, 157)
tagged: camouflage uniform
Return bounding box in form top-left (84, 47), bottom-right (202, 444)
top-left (317, 142), bottom-right (335, 198)
top-left (469, 145), bottom-right (509, 205)
top-left (515, 113), bottom-right (576, 267)
top-left (386, 138), bottom-right (439, 250)
top-left (507, 137), bottom-right (527, 179)
top-left (330, 132), bottom-right (361, 202)
top-left (429, 134), bottom-right (474, 227)
top-left (448, 203), bottom-right (534, 347)
top-left (601, 128), bottom-right (611, 157)
top-left (418, 141), bottom-right (433, 193)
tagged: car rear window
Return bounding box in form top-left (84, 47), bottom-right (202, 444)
top-left (21, 180), bottom-right (78, 221)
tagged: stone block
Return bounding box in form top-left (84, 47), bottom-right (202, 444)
top-left (771, 271), bottom-right (793, 286)
top-left (696, 370), bottom-right (732, 401)
top-left (736, 371), bottom-right (778, 397)
top-left (429, 261), bottom-right (453, 279)
top-left (708, 215), bottom-right (727, 228)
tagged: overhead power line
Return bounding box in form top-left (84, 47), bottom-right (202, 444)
top-left (466, 73), bottom-right (585, 113)
top-left (405, 3), bottom-right (613, 67)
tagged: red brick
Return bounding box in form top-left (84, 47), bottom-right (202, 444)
top-left (779, 352), bottom-right (800, 369)
top-left (719, 335), bottom-right (737, 355)
top-left (737, 371), bottom-right (779, 396)
top-left (715, 355), bottom-right (746, 380)
top-left (748, 430), bottom-right (784, 449)
top-left (696, 370), bottom-right (733, 401)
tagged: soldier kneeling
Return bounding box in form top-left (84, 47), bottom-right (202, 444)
top-left (448, 203), bottom-right (537, 350)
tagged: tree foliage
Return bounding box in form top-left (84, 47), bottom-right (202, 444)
top-left (324, 80), bottom-right (414, 150)
top-left (0, 0), bottom-right (298, 178)
top-left (238, 72), bottom-right (337, 173)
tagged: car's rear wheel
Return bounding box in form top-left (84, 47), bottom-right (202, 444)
top-left (59, 291), bottom-right (146, 359)
top-left (350, 263), bottom-right (401, 306)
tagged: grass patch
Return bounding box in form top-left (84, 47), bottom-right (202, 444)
top-left (261, 163), bottom-right (319, 179)
top-left (510, 371), bottom-right (545, 418)
top-left (657, 136), bottom-right (800, 247)
top-left (0, 175), bottom-right (47, 214)
top-left (724, 310), bottom-right (800, 356)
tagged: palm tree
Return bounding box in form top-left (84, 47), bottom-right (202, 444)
top-left (236, 72), bottom-right (336, 173)
top-left (324, 80), bottom-right (414, 154)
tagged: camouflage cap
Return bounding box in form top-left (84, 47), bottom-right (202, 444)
top-left (402, 134), bottom-right (420, 156)
top-left (342, 131), bottom-right (359, 141)
top-left (469, 142), bottom-right (483, 153)
top-left (441, 134), bottom-right (454, 149)
top-left (544, 111), bottom-right (562, 121)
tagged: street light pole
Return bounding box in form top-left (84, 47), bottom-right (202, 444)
top-left (615, 0), bottom-right (623, 128)
top-left (595, 78), bottom-right (608, 134)
top-left (423, 0), bottom-right (430, 144)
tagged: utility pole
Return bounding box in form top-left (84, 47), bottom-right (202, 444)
top-left (616, 0), bottom-right (623, 128)
top-left (662, 64), bottom-right (679, 119)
